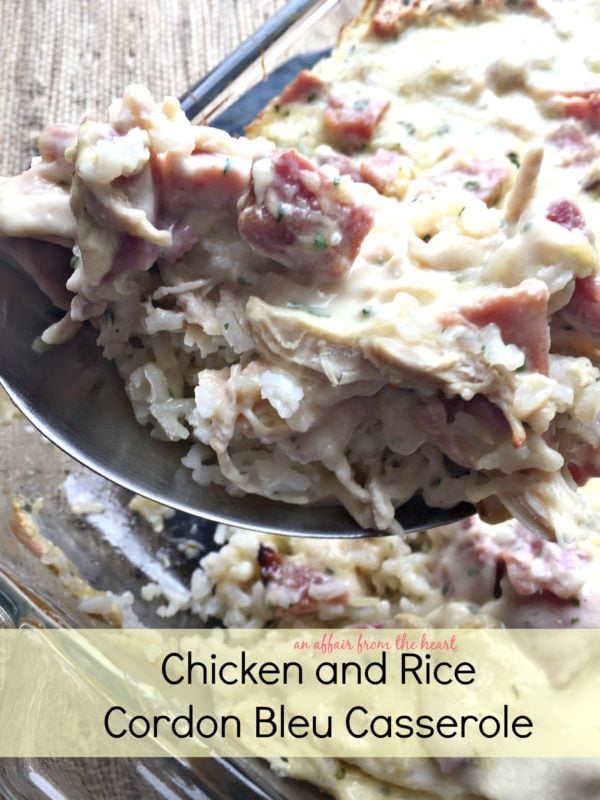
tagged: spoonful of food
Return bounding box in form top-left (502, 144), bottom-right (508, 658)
top-left (0, 4), bottom-right (475, 538)
top-left (0, 244), bottom-right (473, 538)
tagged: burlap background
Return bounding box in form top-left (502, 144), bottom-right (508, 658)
top-left (0, 0), bottom-right (287, 176)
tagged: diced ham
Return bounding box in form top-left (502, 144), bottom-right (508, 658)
top-left (238, 149), bottom-right (374, 283)
top-left (457, 281), bottom-right (550, 374)
top-left (258, 544), bottom-right (348, 615)
top-left (545, 198), bottom-right (586, 231)
top-left (161, 221), bottom-right (199, 264)
top-left (258, 544), bottom-right (282, 583)
top-left (461, 158), bottom-right (508, 205)
top-left (567, 445), bottom-right (600, 485)
top-left (159, 151), bottom-right (251, 213)
top-left (416, 393), bottom-right (512, 471)
top-left (428, 157), bottom-right (509, 206)
top-left (324, 93), bottom-right (390, 152)
top-left (500, 524), bottom-right (588, 598)
top-left (278, 70), bottom-right (324, 105)
top-left (372, 0), bottom-right (542, 37)
top-left (316, 147), bottom-right (412, 196)
top-left (359, 148), bottom-right (411, 196)
top-left (435, 515), bottom-right (589, 609)
top-left (559, 274), bottom-right (600, 339)
top-left (546, 122), bottom-right (596, 167)
top-left (315, 150), bottom-right (362, 182)
top-left (109, 234), bottom-right (160, 277)
top-left (565, 92), bottom-right (600, 131)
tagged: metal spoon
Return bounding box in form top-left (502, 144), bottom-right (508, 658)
top-left (0, 248), bottom-right (472, 536)
top-left (0, 0), bottom-right (473, 536)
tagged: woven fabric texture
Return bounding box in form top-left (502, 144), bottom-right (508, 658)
top-left (0, 0), bottom-right (286, 175)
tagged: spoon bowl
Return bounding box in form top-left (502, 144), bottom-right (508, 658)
top-left (0, 249), bottom-right (473, 537)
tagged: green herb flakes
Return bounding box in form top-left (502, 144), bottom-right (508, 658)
top-left (223, 157), bottom-right (232, 176)
top-left (398, 120), bottom-right (416, 136)
top-left (507, 152), bottom-right (521, 169)
top-left (335, 767), bottom-right (347, 780)
top-left (464, 180), bottom-right (481, 191)
top-left (467, 565), bottom-right (481, 578)
top-left (313, 231), bottom-right (328, 249)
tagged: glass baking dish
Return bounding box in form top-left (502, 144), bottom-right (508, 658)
top-left (0, 0), bottom-right (364, 797)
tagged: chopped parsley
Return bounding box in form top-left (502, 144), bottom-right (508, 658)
top-left (437, 123), bottom-right (451, 135)
top-left (313, 231), bottom-right (328, 249)
top-left (361, 305), bottom-right (374, 317)
top-left (571, 598), bottom-right (581, 607)
top-left (333, 176), bottom-right (341, 187)
top-left (467, 565), bottom-right (481, 578)
top-left (335, 767), bottom-right (347, 780)
top-left (380, 789), bottom-right (392, 797)
top-left (324, 567), bottom-right (335, 575)
top-left (515, 363), bottom-right (527, 373)
top-left (398, 120), bottom-right (417, 136)
top-left (464, 179), bottom-right (481, 191)
top-left (354, 99), bottom-right (369, 111)
top-left (570, 617), bottom-right (580, 625)
top-left (22, 500), bottom-right (33, 513)
top-left (104, 308), bottom-right (115, 324)
top-left (507, 152), bottom-right (521, 169)
top-left (307, 91), bottom-right (319, 103)
top-left (468, 603), bottom-right (480, 615)
top-left (237, 276), bottom-right (250, 286)
top-left (276, 204), bottom-right (285, 222)
top-left (223, 322), bottom-right (229, 331)
top-left (441, 583), bottom-right (449, 596)
top-left (69, 254), bottom-right (78, 269)
top-left (223, 157), bottom-right (232, 175)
